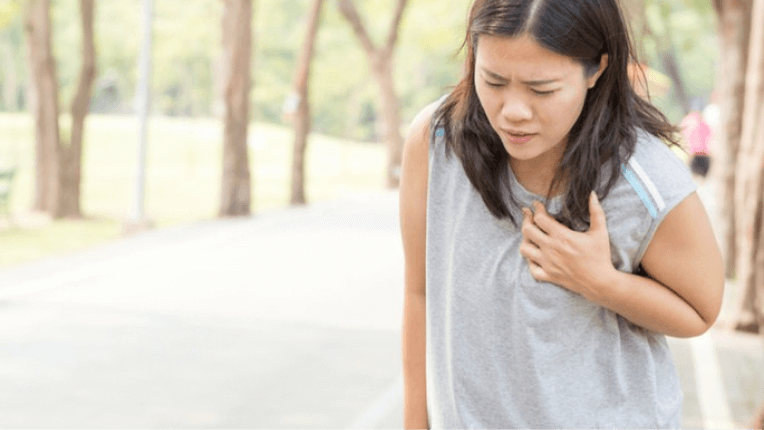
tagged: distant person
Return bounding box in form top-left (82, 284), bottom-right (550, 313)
top-left (399, 0), bottom-right (724, 428)
top-left (680, 110), bottom-right (713, 179)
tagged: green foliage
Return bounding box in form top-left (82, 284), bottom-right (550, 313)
top-left (153, 0), bottom-right (220, 116)
top-left (641, 0), bottom-right (718, 121)
top-left (52, 0), bottom-right (83, 108)
top-left (253, 0), bottom-right (305, 124)
top-left (0, 10), bottom-right (24, 111)
top-left (0, 0), bottom-right (21, 29)
top-left (0, 0), bottom-right (718, 135)
top-left (397, 0), bottom-right (467, 121)
top-left (91, 0), bottom-right (139, 113)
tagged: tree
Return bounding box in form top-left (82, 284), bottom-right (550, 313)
top-left (714, 0), bottom-right (763, 336)
top-left (219, 0), bottom-right (252, 217)
top-left (25, 0), bottom-right (60, 214)
top-left (732, 0), bottom-right (764, 334)
top-left (24, 0), bottom-right (95, 218)
top-left (337, 0), bottom-right (408, 188)
top-left (623, 0), bottom-right (692, 114)
top-left (713, 0), bottom-right (764, 423)
top-left (60, 0), bottom-right (96, 218)
top-left (288, 0), bottom-right (324, 205)
top-left (712, 0), bottom-right (751, 280)
top-left (619, 0), bottom-right (718, 122)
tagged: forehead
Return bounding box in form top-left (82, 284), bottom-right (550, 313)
top-left (475, 34), bottom-right (583, 79)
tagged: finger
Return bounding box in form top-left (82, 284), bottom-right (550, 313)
top-left (531, 201), bottom-right (567, 238)
top-left (522, 210), bottom-right (551, 248)
top-left (588, 191), bottom-right (608, 233)
top-left (521, 207), bottom-right (535, 237)
top-left (519, 241), bottom-right (543, 265)
top-left (521, 207), bottom-right (532, 223)
top-left (527, 260), bottom-right (550, 283)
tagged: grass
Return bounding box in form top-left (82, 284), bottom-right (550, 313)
top-left (0, 218), bottom-right (123, 268)
top-left (0, 113), bottom-right (386, 268)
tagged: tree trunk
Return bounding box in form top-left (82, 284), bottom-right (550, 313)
top-left (24, 0), bottom-right (60, 213)
top-left (337, 0), bottom-right (408, 188)
top-left (372, 52), bottom-right (404, 189)
top-left (56, 0), bottom-right (96, 219)
top-left (714, 0), bottom-right (764, 428)
top-left (219, 0), bottom-right (252, 217)
top-left (290, 0), bottom-right (324, 205)
top-left (733, 0), bottom-right (764, 336)
top-left (712, 0), bottom-right (752, 281)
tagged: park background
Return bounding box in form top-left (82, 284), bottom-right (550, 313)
top-left (0, 0), bottom-right (716, 257)
top-left (0, 0), bottom-right (763, 428)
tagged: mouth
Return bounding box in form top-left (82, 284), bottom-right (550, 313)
top-left (505, 131), bottom-right (537, 144)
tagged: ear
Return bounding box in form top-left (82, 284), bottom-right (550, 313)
top-left (587, 54), bottom-right (609, 89)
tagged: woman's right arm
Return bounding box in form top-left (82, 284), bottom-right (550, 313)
top-left (400, 103), bottom-right (437, 430)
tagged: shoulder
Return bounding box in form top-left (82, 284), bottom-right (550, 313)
top-left (401, 98), bottom-right (444, 176)
top-left (602, 130), bottom-right (698, 268)
top-left (619, 130), bottom-right (696, 221)
top-left (400, 101), bottom-right (443, 292)
top-left (405, 99), bottom-right (442, 154)
top-left (400, 98), bottom-right (443, 210)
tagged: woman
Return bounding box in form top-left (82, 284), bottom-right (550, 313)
top-left (399, 0), bottom-right (724, 428)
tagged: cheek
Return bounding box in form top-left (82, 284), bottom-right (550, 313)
top-left (474, 84), bottom-right (501, 125)
top-left (545, 90), bottom-right (586, 129)
top-left (474, 83), bottom-right (493, 110)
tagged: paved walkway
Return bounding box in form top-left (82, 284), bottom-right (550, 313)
top-left (0, 189), bottom-right (761, 428)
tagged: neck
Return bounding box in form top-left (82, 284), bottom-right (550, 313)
top-left (511, 161), bottom-right (561, 197)
top-left (509, 146), bottom-right (566, 198)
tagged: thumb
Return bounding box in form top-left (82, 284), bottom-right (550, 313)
top-left (588, 191), bottom-right (607, 233)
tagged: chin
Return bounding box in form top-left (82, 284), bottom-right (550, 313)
top-left (502, 144), bottom-right (540, 161)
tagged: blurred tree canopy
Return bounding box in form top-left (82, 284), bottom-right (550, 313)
top-left (640, 0), bottom-right (718, 117)
top-left (0, 0), bottom-right (717, 140)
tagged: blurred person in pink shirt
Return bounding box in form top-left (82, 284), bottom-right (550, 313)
top-left (680, 110), bottom-right (712, 179)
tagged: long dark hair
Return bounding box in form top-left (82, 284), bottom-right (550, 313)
top-left (433, 0), bottom-right (680, 230)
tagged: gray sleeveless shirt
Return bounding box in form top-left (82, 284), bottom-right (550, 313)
top-left (425, 124), bottom-right (697, 428)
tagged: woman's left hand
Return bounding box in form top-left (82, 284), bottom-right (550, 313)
top-left (519, 192), bottom-right (617, 301)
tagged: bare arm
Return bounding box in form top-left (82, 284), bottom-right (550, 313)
top-left (400, 102), bottom-right (437, 430)
top-left (611, 192), bottom-right (725, 337)
top-left (520, 192), bottom-right (724, 338)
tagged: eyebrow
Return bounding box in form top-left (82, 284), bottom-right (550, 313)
top-left (481, 68), bottom-right (560, 86)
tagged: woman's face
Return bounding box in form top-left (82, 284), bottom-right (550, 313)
top-left (474, 34), bottom-right (606, 169)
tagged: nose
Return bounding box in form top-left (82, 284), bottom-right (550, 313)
top-left (501, 93), bottom-right (533, 123)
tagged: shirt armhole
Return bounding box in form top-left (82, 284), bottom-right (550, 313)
top-left (628, 156), bottom-right (697, 267)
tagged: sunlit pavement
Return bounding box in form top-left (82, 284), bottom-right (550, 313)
top-left (0, 184), bottom-right (761, 428)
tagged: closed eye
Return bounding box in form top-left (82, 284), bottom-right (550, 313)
top-left (485, 80), bottom-right (505, 88)
top-left (532, 89), bottom-right (556, 96)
